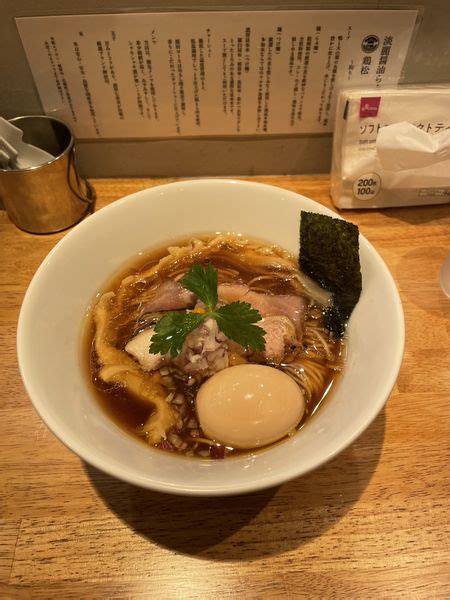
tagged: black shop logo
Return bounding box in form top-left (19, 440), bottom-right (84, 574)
top-left (361, 35), bottom-right (380, 53)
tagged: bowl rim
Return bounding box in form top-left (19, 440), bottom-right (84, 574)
top-left (17, 178), bottom-right (405, 496)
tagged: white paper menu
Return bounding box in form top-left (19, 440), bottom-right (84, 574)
top-left (16, 10), bottom-right (418, 139)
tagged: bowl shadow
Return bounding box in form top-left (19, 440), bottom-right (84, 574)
top-left (85, 408), bottom-right (386, 561)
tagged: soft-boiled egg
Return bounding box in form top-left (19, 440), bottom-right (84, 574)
top-left (196, 364), bottom-right (305, 449)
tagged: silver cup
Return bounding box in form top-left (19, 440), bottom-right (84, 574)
top-left (0, 115), bottom-right (95, 233)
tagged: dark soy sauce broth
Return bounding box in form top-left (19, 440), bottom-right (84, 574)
top-left (85, 235), bottom-right (344, 459)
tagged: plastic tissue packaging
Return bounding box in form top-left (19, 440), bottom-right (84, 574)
top-left (331, 87), bottom-right (450, 209)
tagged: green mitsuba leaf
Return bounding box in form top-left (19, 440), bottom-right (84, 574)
top-left (213, 302), bottom-right (266, 352)
top-left (180, 263), bottom-right (218, 311)
top-left (148, 266), bottom-right (266, 358)
top-left (149, 311), bottom-right (206, 357)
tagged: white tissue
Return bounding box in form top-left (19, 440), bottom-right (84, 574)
top-left (376, 121), bottom-right (450, 170)
top-left (331, 87), bottom-right (450, 208)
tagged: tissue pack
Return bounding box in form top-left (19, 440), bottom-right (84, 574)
top-left (331, 87), bottom-right (450, 209)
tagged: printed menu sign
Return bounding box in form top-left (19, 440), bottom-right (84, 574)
top-left (16, 10), bottom-right (417, 139)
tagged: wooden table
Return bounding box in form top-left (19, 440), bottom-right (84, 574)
top-left (1, 176), bottom-right (449, 599)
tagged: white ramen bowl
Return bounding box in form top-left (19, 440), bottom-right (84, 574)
top-left (17, 179), bottom-right (404, 496)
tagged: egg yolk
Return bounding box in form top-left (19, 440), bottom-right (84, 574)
top-left (196, 364), bottom-right (305, 449)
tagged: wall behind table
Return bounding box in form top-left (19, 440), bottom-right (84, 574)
top-left (1, 0), bottom-right (449, 178)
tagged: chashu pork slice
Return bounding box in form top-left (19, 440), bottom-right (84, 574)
top-left (218, 283), bottom-right (306, 333)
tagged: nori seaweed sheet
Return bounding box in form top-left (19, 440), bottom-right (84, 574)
top-left (299, 211), bottom-right (362, 337)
